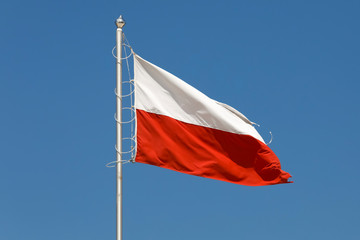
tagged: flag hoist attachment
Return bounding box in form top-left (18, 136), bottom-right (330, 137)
top-left (107, 27), bottom-right (136, 168)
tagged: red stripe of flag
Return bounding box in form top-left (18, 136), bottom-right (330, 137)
top-left (135, 109), bottom-right (292, 186)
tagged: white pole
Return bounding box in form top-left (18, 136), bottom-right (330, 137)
top-left (115, 15), bottom-right (125, 240)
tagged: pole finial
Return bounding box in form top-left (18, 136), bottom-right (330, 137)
top-left (115, 15), bottom-right (126, 29)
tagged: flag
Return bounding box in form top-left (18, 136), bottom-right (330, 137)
top-left (134, 54), bottom-right (292, 186)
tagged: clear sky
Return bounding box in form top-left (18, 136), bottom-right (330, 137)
top-left (1, 0), bottom-right (359, 239)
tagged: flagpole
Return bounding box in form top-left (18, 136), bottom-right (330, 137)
top-left (115, 15), bottom-right (125, 240)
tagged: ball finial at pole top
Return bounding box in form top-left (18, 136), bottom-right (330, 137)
top-left (115, 15), bottom-right (126, 28)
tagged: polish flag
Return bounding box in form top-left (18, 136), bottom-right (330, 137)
top-left (134, 54), bottom-right (292, 186)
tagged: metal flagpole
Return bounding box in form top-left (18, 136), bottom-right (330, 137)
top-left (115, 15), bottom-right (125, 240)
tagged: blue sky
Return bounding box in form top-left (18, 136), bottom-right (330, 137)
top-left (1, 0), bottom-right (359, 239)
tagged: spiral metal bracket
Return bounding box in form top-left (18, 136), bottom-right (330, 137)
top-left (106, 33), bottom-right (136, 168)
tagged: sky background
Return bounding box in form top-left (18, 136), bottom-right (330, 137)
top-left (1, 0), bottom-right (360, 239)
